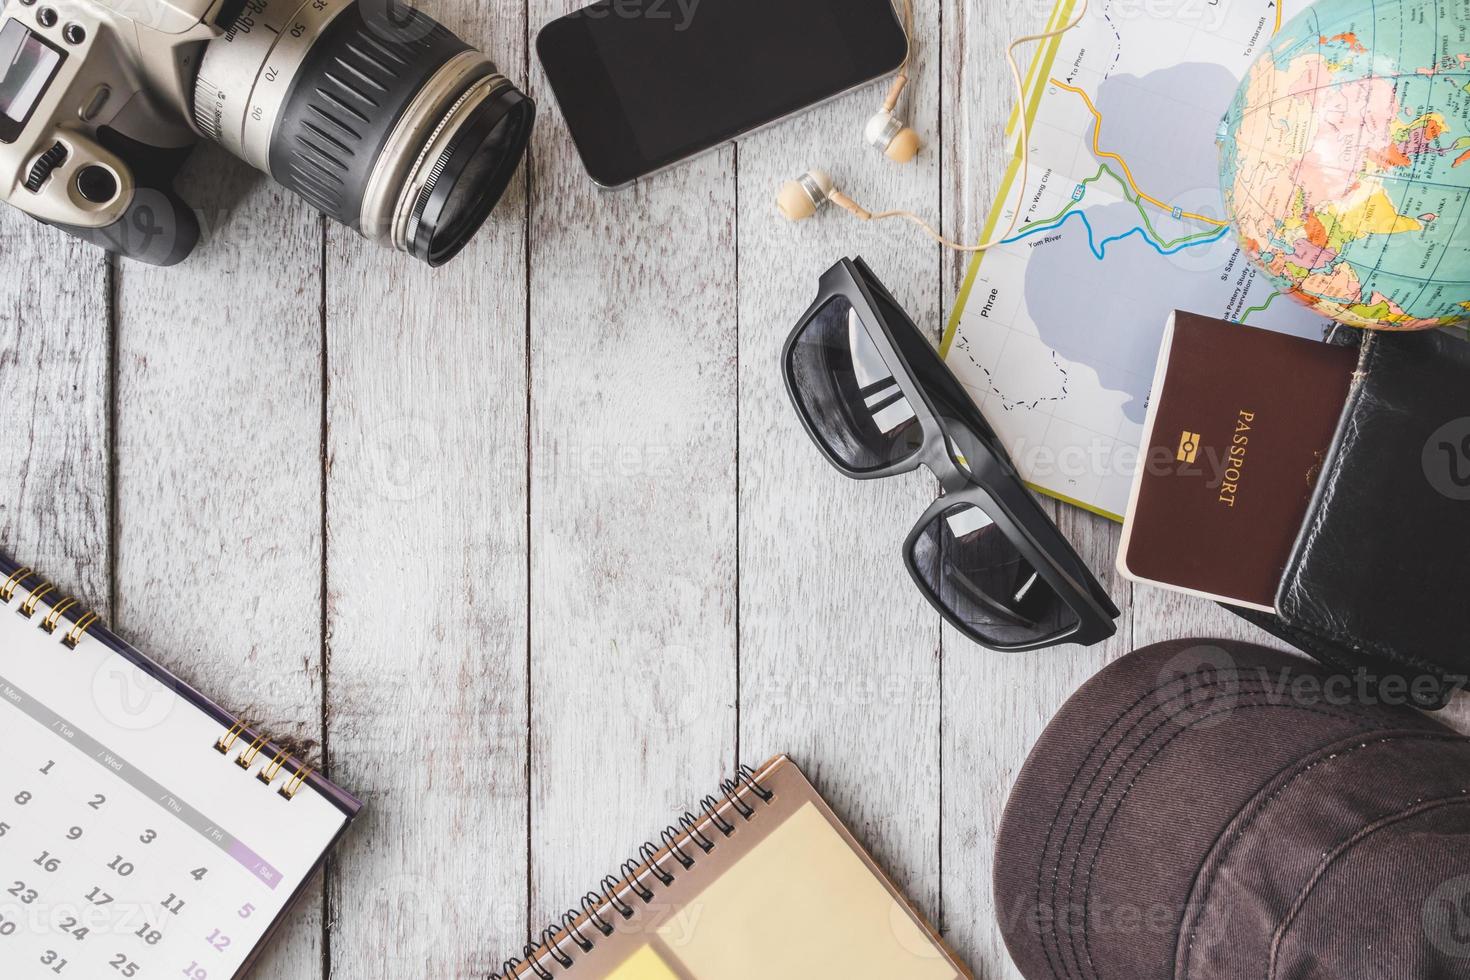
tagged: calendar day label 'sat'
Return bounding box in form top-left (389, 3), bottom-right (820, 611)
top-left (0, 582), bottom-right (355, 980)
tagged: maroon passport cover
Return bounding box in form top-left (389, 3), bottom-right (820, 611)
top-left (1118, 312), bottom-right (1357, 610)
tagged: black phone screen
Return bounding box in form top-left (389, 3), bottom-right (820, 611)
top-left (536, 0), bottom-right (908, 186)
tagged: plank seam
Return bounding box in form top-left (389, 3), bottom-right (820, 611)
top-left (317, 211), bottom-right (332, 980)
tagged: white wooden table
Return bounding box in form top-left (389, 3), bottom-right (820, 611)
top-left (4, 1), bottom-right (1465, 977)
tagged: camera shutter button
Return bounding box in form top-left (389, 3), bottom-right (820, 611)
top-left (23, 142), bottom-right (68, 193)
top-left (75, 166), bottom-right (118, 204)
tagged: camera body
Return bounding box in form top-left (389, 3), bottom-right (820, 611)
top-left (0, 0), bottom-right (223, 263)
top-left (0, 0), bottom-right (534, 265)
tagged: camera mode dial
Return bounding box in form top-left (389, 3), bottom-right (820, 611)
top-left (23, 142), bottom-right (68, 193)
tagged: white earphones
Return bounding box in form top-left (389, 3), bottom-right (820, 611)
top-left (863, 0), bottom-right (922, 163)
top-left (777, 171), bottom-right (868, 222)
top-left (777, 169), bottom-right (988, 252)
top-left (779, 0), bottom-right (1092, 254)
top-left (865, 75), bottom-right (923, 164)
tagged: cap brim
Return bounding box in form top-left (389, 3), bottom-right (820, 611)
top-left (993, 639), bottom-right (1467, 980)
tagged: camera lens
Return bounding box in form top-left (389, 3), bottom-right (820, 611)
top-left (192, 0), bottom-right (533, 266)
top-left (401, 78), bottom-right (531, 266)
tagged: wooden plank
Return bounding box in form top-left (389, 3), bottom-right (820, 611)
top-left (0, 213), bottom-right (111, 606)
top-left (936, 2), bottom-right (1130, 973)
top-left (734, 0), bottom-right (946, 936)
top-left (321, 0), bottom-right (531, 973)
top-left (523, 0), bottom-right (740, 956)
top-left (939, 518), bottom-right (1131, 977)
top-left (111, 145), bottom-right (326, 979)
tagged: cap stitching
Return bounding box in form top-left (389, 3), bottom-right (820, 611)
top-left (1034, 665), bottom-right (1380, 980)
top-left (1035, 668), bottom-right (1285, 980)
top-left (1071, 702), bottom-right (1367, 980)
top-left (1178, 733), bottom-right (1469, 980)
top-left (1038, 672), bottom-right (1327, 980)
top-left (1182, 734), bottom-right (1467, 980)
top-left (1266, 795), bottom-right (1470, 980)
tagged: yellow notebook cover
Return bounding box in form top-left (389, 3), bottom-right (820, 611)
top-left (493, 756), bottom-right (969, 980)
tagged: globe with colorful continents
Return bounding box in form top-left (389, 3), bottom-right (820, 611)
top-left (1219, 0), bottom-right (1470, 330)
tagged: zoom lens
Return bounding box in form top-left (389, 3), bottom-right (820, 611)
top-left (192, 0), bottom-right (533, 266)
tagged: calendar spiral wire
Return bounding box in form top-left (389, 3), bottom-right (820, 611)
top-left (490, 764), bottom-right (775, 980)
top-left (0, 561), bottom-right (313, 803)
top-left (214, 720), bottom-right (315, 801)
top-left (0, 566), bottom-right (102, 649)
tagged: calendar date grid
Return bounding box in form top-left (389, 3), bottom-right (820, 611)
top-left (1, 695), bottom-right (281, 978)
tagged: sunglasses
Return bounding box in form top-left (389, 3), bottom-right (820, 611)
top-left (783, 258), bottom-right (1120, 651)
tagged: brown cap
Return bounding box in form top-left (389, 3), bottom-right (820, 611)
top-left (994, 639), bottom-right (1470, 979)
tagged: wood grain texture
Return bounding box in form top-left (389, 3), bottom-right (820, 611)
top-left (3, 3), bottom-right (1468, 980)
top-left (524, 0), bottom-right (739, 952)
top-left (321, 1), bottom-right (531, 975)
top-left (112, 147), bottom-right (327, 979)
top-left (0, 212), bottom-right (110, 605)
top-left (939, 516), bottom-right (1131, 976)
top-left (735, 0), bottom-right (946, 930)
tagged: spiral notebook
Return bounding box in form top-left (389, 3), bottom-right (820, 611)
top-left (0, 552), bottom-right (360, 980)
top-left (493, 755), bottom-right (969, 979)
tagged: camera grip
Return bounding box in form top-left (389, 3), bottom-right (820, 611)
top-left (48, 132), bottom-right (200, 267)
top-left (53, 185), bottom-right (200, 267)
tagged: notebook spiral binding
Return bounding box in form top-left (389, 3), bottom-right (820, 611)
top-left (0, 562), bottom-right (311, 802)
top-left (492, 764), bottom-right (776, 980)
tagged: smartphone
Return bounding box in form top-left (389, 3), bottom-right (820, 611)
top-left (536, 0), bottom-right (908, 187)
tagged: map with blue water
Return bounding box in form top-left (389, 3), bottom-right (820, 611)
top-left (942, 0), bottom-right (1333, 519)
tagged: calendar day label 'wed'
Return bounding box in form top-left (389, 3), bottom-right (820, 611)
top-left (0, 606), bottom-right (349, 980)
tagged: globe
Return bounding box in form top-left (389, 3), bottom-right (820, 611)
top-left (1219, 0), bottom-right (1470, 330)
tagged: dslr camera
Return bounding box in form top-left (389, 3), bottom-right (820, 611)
top-left (0, 0), bottom-right (533, 265)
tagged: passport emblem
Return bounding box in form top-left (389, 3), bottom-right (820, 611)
top-left (1177, 431), bottom-right (1202, 464)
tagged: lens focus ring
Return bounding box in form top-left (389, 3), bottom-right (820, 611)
top-left (193, 0), bottom-right (356, 167)
top-left (267, 5), bottom-right (472, 229)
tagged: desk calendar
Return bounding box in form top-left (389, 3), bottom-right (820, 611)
top-left (0, 555), bottom-right (360, 979)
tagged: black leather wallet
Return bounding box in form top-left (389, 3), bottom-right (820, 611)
top-left (1234, 328), bottom-right (1470, 705)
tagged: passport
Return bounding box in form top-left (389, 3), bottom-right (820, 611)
top-left (1117, 312), bottom-right (1358, 611)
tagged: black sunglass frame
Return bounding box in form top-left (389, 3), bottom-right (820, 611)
top-left (782, 257), bottom-right (1120, 652)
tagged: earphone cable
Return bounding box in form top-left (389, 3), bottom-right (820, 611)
top-left (866, 0), bottom-right (1091, 253)
top-left (900, 0), bottom-right (915, 75)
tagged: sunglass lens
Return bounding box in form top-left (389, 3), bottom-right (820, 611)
top-left (909, 503), bottom-right (1079, 648)
top-left (788, 296), bottom-right (925, 473)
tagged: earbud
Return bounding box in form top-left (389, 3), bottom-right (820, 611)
top-left (779, 0), bottom-right (1093, 254)
top-left (778, 171), bottom-right (834, 221)
top-left (777, 171), bottom-right (872, 224)
top-left (776, 169), bottom-right (983, 252)
top-left (865, 112), bottom-right (923, 164)
top-left (865, 76), bottom-right (923, 164)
